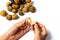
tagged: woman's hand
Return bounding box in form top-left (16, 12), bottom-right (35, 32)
top-left (32, 22), bottom-right (47, 40)
top-left (0, 19), bottom-right (30, 40)
top-left (0, 20), bottom-right (47, 40)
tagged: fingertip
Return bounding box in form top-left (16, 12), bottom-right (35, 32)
top-left (31, 25), bottom-right (34, 31)
top-left (25, 25), bottom-right (30, 30)
top-left (34, 23), bottom-right (39, 30)
top-left (37, 22), bottom-right (47, 33)
top-left (34, 23), bottom-right (38, 27)
top-left (24, 25), bottom-right (30, 33)
top-left (38, 22), bottom-right (45, 27)
top-left (21, 19), bottom-right (26, 23)
top-left (19, 19), bottom-right (26, 26)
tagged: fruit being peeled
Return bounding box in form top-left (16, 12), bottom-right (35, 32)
top-left (26, 17), bottom-right (36, 25)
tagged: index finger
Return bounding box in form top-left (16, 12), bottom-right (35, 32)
top-left (37, 22), bottom-right (47, 33)
top-left (23, 24), bottom-right (30, 33)
top-left (13, 19), bottom-right (26, 28)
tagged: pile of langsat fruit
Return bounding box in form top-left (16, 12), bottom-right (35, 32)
top-left (0, 0), bottom-right (36, 20)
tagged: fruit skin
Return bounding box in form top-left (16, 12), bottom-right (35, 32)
top-left (12, 4), bottom-right (16, 9)
top-left (29, 6), bottom-right (36, 13)
top-left (20, 0), bottom-right (25, 4)
top-left (12, 9), bottom-right (18, 13)
top-left (12, 4), bottom-right (19, 9)
top-left (0, 10), bottom-right (7, 16)
top-left (14, 0), bottom-right (20, 4)
top-left (25, 0), bottom-right (31, 3)
top-left (26, 3), bottom-right (32, 7)
top-left (12, 14), bottom-right (19, 20)
top-left (22, 7), bottom-right (29, 12)
top-left (19, 5), bottom-right (24, 11)
top-left (6, 2), bottom-right (12, 7)
top-left (15, 4), bottom-right (19, 9)
top-left (9, 0), bottom-right (14, 3)
top-left (19, 11), bottom-right (24, 16)
top-left (7, 6), bottom-right (12, 11)
top-left (6, 15), bottom-right (12, 20)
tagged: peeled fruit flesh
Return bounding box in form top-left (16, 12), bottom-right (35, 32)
top-left (26, 17), bottom-right (36, 25)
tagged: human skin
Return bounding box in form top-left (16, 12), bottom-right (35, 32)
top-left (0, 20), bottom-right (47, 40)
top-left (32, 22), bottom-right (47, 40)
top-left (0, 19), bottom-right (30, 40)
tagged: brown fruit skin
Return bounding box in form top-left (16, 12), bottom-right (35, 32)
top-left (15, 4), bottom-right (19, 9)
top-left (20, 0), bottom-right (25, 3)
top-left (12, 9), bottom-right (18, 13)
top-left (7, 6), bottom-right (12, 11)
top-left (12, 4), bottom-right (16, 9)
top-left (14, 0), bottom-right (20, 4)
top-left (19, 5), bottom-right (24, 11)
top-left (12, 4), bottom-right (19, 9)
top-left (25, 0), bottom-right (31, 3)
top-left (9, 0), bottom-right (14, 3)
top-left (6, 15), bottom-right (12, 20)
top-left (0, 10), bottom-right (7, 16)
top-left (19, 11), bottom-right (24, 16)
top-left (26, 3), bottom-right (32, 7)
top-left (29, 6), bottom-right (36, 13)
top-left (22, 7), bottom-right (29, 12)
top-left (12, 14), bottom-right (19, 20)
top-left (6, 2), bottom-right (12, 7)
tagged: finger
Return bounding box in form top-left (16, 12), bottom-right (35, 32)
top-left (37, 22), bottom-right (47, 35)
top-left (24, 25), bottom-right (30, 33)
top-left (14, 19), bottom-right (26, 28)
top-left (6, 20), bottom-right (26, 37)
top-left (17, 19), bottom-right (26, 27)
top-left (9, 36), bottom-right (15, 40)
top-left (13, 19), bottom-right (26, 31)
top-left (13, 25), bottom-right (30, 40)
top-left (13, 30), bottom-right (24, 40)
top-left (31, 25), bottom-right (35, 31)
top-left (19, 20), bottom-right (29, 30)
top-left (34, 23), bottom-right (40, 33)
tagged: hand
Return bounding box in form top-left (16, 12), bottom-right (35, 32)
top-left (32, 22), bottom-right (47, 40)
top-left (0, 19), bottom-right (30, 40)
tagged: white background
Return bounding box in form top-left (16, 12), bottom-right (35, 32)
top-left (0, 0), bottom-right (60, 40)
